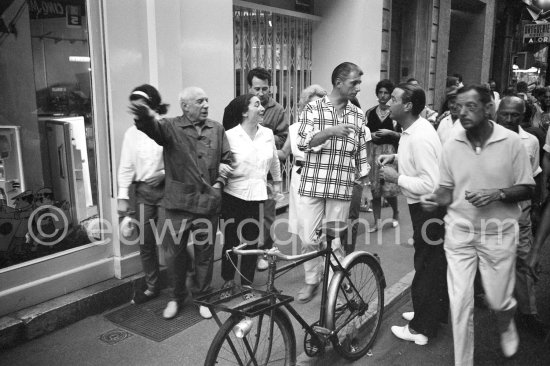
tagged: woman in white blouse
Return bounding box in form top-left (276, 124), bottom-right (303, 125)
top-left (220, 94), bottom-right (282, 293)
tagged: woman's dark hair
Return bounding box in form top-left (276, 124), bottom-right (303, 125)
top-left (222, 94), bottom-right (255, 130)
top-left (376, 79), bottom-right (394, 95)
top-left (129, 84), bottom-right (168, 115)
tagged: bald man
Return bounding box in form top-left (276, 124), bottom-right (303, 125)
top-left (497, 95), bottom-right (549, 338)
top-left (130, 87), bottom-right (232, 320)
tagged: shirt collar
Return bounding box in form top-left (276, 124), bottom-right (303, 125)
top-left (454, 120), bottom-right (508, 145)
top-left (176, 114), bottom-right (214, 129)
top-left (235, 123), bottom-right (264, 138)
top-left (401, 116), bottom-right (426, 135)
top-left (264, 97), bottom-right (278, 109)
top-left (518, 126), bottom-right (530, 139)
top-left (321, 95), bottom-right (356, 115)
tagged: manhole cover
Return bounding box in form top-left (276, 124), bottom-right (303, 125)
top-left (99, 328), bottom-right (133, 345)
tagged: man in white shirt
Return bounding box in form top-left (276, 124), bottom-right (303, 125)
top-left (497, 95), bottom-right (549, 338)
top-left (379, 83), bottom-right (447, 345)
top-left (421, 85), bottom-right (535, 364)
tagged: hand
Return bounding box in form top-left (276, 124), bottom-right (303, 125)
top-left (330, 124), bottom-right (355, 138)
top-left (128, 100), bottom-right (155, 120)
top-left (420, 194), bottom-right (439, 212)
top-left (525, 250), bottom-right (540, 281)
top-left (371, 134), bottom-right (382, 143)
top-left (218, 163), bottom-right (233, 179)
top-left (272, 181), bottom-right (282, 194)
top-left (464, 189), bottom-right (500, 207)
top-left (380, 166), bottom-right (399, 183)
top-left (374, 129), bottom-right (394, 138)
top-left (144, 171), bottom-right (165, 187)
top-left (213, 182), bottom-right (223, 189)
top-left (377, 154), bottom-right (395, 166)
top-left (117, 199), bottom-right (130, 213)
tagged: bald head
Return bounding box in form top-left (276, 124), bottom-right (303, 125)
top-left (179, 87), bottom-right (209, 122)
top-left (497, 95), bottom-right (525, 133)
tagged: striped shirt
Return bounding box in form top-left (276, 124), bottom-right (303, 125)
top-left (297, 96), bottom-right (371, 200)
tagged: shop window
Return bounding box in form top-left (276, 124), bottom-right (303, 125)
top-left (0, 0), bottom-right (98, 269)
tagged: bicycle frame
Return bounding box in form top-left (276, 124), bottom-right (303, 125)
top-left (203, 235), bottom-right (376, 365)
top-left (263, 236), bottom-right (365, 347)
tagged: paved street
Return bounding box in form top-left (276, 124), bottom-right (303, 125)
top-left (2, 195), bottom-right (550, 365)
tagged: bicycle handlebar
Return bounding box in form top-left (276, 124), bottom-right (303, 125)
top-left (230, 244), bottom-right (320, 262)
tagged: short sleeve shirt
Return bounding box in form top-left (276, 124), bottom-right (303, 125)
top-left (439, 122), bottom-right (535, 234)
top-left (296, 96), bottom-right (371, 200)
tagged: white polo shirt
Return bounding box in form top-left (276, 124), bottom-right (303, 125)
top-left (396, 117), bottom-right (442, 204)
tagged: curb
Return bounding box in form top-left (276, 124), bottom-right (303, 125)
top-left (296, 270), bottom-right (414, 364)
top-left (0, 201), bottom-right (292, 350)
top-left (0, 271), bottom-right (167, 350)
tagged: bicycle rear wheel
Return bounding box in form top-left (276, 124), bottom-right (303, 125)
top-left (204, 307), bottom-right (296, 366)
top-left (326, 252), bottom-right (384, 360)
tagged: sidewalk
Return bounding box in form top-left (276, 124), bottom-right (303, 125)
top-left (1, 196), bottom-right (416, 365)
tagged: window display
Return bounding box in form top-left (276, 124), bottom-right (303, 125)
top-left (0, 0), bottom-right (98, 269)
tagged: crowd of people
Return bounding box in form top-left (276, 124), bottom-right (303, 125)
top-left (118, 64), bottom-right (550, 366)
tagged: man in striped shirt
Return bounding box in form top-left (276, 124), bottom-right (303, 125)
top-left (295, 62), bottom-right (371, 302)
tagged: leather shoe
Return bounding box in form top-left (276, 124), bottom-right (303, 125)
top-left (391, 324), bottom-right (428, 345)
top-left (163, 301), bottom-right (179, 320)
top-left (501, 319), bottom-right (519, 358)
top-left (257, 258), bottom-right (269, 271)
top-left (199, 305), bottom-right (212, 319)
top-left (517, 313), bottom-right (549, 339)
top-left (297, 284), bottom-right (318, 303)
top-left (131, 289), bottom-right (159, 305)
top-left (402, 312), bottom-right (414, 321)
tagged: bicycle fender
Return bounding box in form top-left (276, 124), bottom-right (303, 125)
top-left (341, 251), bottom-right (386, 289)
top-left (324, 251), bottom-right (386, 329)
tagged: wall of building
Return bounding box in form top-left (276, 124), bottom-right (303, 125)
top-left (312, 0), bottom-right (383, 109)
top-left (448, 0), bottom-right (495, 86)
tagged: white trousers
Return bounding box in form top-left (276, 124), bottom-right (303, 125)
top-left (445, 228), bottom-right (517, 366)
top-left (298, 196), bottom-right (350, 285)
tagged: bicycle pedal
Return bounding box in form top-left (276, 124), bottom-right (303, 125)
top-left (312, 325), bottom-right (332, 335)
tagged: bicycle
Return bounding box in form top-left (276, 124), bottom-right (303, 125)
top-left (195, 221), bottom-right (386, 365)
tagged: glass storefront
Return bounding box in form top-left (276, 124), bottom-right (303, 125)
top-left (0, 0), bottom-right (98, 269)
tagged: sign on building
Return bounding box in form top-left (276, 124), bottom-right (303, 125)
top-left (524, 22), bottom-right (550, 43)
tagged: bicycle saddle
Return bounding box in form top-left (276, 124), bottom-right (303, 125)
top-left (318, 220), bottom-right (348, 238)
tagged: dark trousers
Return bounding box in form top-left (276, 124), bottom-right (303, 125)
top-left (135, 182), bottom-right (163, 293)
top-left (161, 209), bottom-right (218, 302)
top-left (346, 182), bottom-right (363, 254)
top-left (261, 189), bottom-right (276, 250)
top-left (221, 193), bottom-right (262, 286)
top-left (408, 203), bottom-right (449, 338)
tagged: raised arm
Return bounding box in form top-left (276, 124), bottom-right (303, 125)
top-left (129, 101), bottom-right (168, 146)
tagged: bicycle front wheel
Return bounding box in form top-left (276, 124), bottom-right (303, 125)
top-left (204, 307), bottom-right (296, 366)
top-left (326, 252), bottom-right (384, 360)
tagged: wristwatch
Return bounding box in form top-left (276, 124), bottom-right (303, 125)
top-left (498, 189), bottom-right (506, 201)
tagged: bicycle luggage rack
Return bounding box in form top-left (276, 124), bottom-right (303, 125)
top-left (194, 285), bottom-right (293, 318)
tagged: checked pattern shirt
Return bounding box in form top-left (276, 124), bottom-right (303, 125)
top-left (297, 96), bottom-right (371, 201)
